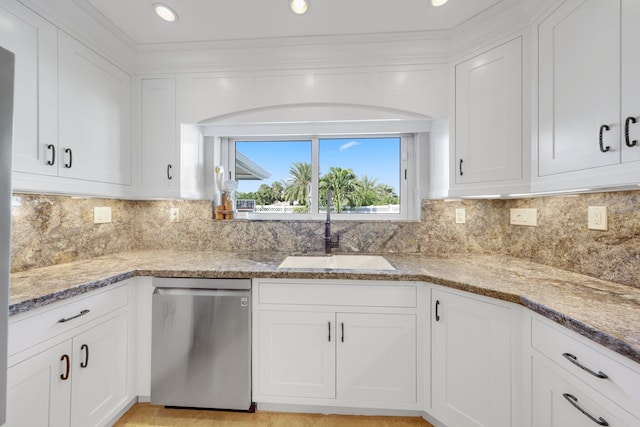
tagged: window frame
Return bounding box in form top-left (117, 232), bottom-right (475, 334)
top-left (223, 133), bottom-right (419, 221)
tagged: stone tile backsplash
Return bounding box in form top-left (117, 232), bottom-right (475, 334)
top-left (10, 190), bottom-right (640, 288)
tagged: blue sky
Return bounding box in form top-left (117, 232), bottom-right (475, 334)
top-left (235, 137), bottom-right (400, 193)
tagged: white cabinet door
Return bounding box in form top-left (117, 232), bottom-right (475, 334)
top-left (454, 37), bottom-right (522, 185)
top-left (140, 78), bottom-right (178, 196)
top-left (336, 313), bottom-right (416, 403)
top-left (538, 0), bottom-right (620, 176)
top-left (431, 289), bottom-right (512, 427)
top-left (6, 341), bottom-right (72, 427)
top-left (58, 31), bottom-right (132, 185)
top-left (621, 0), bottom-right (640, 164)
top-left (0, 0), bottom-right (57, 176)
top-left (532, 356), bottom-right (639, 427)
top-left (258, 310), bottom-right (335, 399)
top-left (70, 313), bottom-right (128, 427)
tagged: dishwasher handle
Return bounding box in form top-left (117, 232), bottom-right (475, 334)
top-left (153, 288), bottom-right (250, 298)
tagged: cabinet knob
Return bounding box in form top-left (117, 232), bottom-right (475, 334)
top-left (46, 145), bottom-right (56, 166)
top-left (58, 309), bottom-right (90, 323)
top-left (625, 116), bottom-right (637, 147)
top-left (64, 148), bottom-right (73, 168)
top-left (562, 393), bottom-right (609, 426)
top-left (80, 344), bottom-right (89, 368)
top-left (60, 354), bottom-right (70, 380)
top-left (562, 352), bottom-right (608, 379)
top-left (598, 125), bottom-right (611, 153)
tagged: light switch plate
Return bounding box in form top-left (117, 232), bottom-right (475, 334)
top-left (510, 208), bottom-right (537, 226)
top-left (455, 208), bottom-right (466, 224)
top-left (93, 207), bottom-right (112, 224)
top-left (588, 206), bottom-right (607, 230)
top-left (169, 207), bottom-right (180, 223)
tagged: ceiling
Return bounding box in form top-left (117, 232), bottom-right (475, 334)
top-left (78, 0), bottom-right (507, 46)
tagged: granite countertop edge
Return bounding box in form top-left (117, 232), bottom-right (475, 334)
top-left (9, 250), bottom-right (640, 365)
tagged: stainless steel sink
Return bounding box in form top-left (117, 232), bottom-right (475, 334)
top-left (278, 255), bottom-right (395, 270)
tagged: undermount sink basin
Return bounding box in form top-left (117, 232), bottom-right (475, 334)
top-left (278, 255), bottom-right (395, 271)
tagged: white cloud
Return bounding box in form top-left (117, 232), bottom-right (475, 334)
top-left (339, 141), bottom-right (360, 152)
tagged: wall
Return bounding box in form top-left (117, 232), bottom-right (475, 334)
top-left (10, 194), bottom-right (135, 272)
top-left (10, 190), bottom-right (639, 289)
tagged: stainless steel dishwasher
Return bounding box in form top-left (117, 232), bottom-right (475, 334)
top-left (151, 278), bottom-right (253, 411)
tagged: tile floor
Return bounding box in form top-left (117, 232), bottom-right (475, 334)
top-left (114, 403), bottom-right (435, 427)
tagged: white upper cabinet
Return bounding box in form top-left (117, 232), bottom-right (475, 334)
top-left (621, 0), bottom-right (640, 164)
top-left (0, 0), bottom-right (57, 176)
top-left (5, 1), bottom-right (134, 196)
top-left (536, 0), bottom-right (640, 191)
top-left (58, 31), bottom-right (132, 186)
top-left (538, 0), bottom-right (620, 176)
top-left (453, 37), bottom-right (523, 191)
top-left (139, 78), bottom-right (178, 197)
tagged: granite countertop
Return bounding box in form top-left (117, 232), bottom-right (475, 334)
top-left (10, 250), bottom-right (640, 365)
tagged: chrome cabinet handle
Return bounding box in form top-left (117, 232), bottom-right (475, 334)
top-left (64, 148), bottom-right (72, 168)
top-left (46, 144), bottom-right (56, 166)
top-left (599, 125), bottom-right (611, 153)
top-left (58, 309), bottom-right (90, 323)
top-left (562, 353), bottom-right (608, 379)
top-left (60, 354), bottom-right (70, 380)
top-left (167, 164), bottom-right (173, 180)
top-left (563, 393), bottom-right (609, 426)
top-left (80, 344), bottom-right (89, 368)
top-left (625, 116), bottom-right (637, 147)
top-left (435, 300), bottom-right (441, 321)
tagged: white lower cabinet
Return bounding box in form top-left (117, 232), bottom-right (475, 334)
top-left (258, 310), bottom-right (417, 405)
top-left (7, 284), bottom-right (132, 427)
top-left (258, 310), bottom-right (335, 399)
top-left (336, 312), bottom-right (416, 403)
top-left (529, 313), bottom-right (640, 427)
top-left (254, 279), bottom-right (419, 409)
top-left (70, 313), bottom-right (128, 427)
top-left (431, 288), bottom-right (515, 427)
top-left (531, 355), bottom-right (638, 427)
top-left (7, 341), bottom-right (72, 426)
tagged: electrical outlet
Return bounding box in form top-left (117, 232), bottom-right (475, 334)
top-left (588, 206), bottom-right (607, 230)
top-left (93, 207), bottom-right (112, 224)
top-left (455, 208), bottom-right (466, 224)
top-left (169, 207), bottom-right (180, 223)
top-left (510, 208), bottom-right (537, 226)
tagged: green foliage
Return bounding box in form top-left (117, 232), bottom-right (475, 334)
top-left (237, 163), bottom-right (398, 211)
top-left (283, 162), bottom-right (312, 206)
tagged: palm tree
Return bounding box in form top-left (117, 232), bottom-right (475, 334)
top-left (353, 174), bottom-right (379, 208)
top-left (283, 162), bottom-right (312, 206)
top-left (375, 183), bottom-right (399, 204)
top-left (320, 167), bottom-right (360, 213)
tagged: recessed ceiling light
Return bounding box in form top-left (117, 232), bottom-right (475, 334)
top-left (290, 0), bottom-right (309, 15)
top-left (431, 0), bottom-right (449, 6)
top-left (154, 3), bottom-right (178, 22)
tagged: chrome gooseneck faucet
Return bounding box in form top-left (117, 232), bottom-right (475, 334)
top-left (324, 190), bottom-right (340, 254)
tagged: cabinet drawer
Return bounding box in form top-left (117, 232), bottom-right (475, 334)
top-left (257, 280), bottom-right (416, 308)
top-left (9, 284), bottom-right (129, 357)
top-left (531, 317), bottom-right (640, 419)
top-left (532, 355), bottom-right (640, 427)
